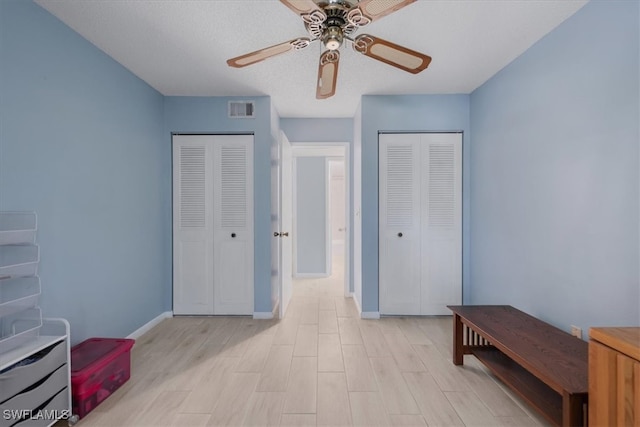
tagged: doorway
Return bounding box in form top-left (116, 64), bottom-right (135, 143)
top-left (290, 143), bottom-right (350, 299)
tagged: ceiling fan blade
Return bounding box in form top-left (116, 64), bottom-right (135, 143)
top-left (280, 0), bottom-right (326, 23)
top-left (227, 38), bottom-right (312, 68)
top-left (352, 34), bottom-right (431, 74)
top-left (316, 50), bottom-right (340, 99)
top-left (355, 0), bottom-right (416, 23)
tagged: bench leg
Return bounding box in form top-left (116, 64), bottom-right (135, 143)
top-left (453, 313), bottom-right (464, 365)
top-left (562, 393), bottom-right (585, 427)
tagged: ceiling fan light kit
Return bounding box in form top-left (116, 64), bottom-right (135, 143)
top-left (227, 0), bottom-right (432, 99)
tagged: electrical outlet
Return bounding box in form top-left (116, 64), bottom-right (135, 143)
top-left (570, 325), bottom-right (582, 339)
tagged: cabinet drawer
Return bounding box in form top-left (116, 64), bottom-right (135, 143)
top-left (0, 364), bottom-right (68, 427)
top-left (0, 340), bottom-right (66, 403)
top-left (11, 387), bottom-right (69, 427)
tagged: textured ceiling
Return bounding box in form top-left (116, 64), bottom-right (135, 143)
top-left (35, 0), bottom-right (587, 118)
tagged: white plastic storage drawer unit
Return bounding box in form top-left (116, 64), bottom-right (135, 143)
top-left (0, 213), bottom-right (73, 425)
top-left (0, 320), bottom-right (73, 427)
top-left (0, 364), bottom-right (68, 427)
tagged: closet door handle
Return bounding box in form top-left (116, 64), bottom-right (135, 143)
top-left (397, 232), bottom-right (403, 237)
top-left (281, 232), bottom-right (289, 237)
top-left (231, 233), bottom-right (237, 238)
top-left (274, 232), bottom-right (280, 237)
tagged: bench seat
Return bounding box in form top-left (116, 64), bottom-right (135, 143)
top-left (447, 305), bottom-right (588, 427)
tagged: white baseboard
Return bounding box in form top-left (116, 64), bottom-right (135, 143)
top-left (254, 299), bottom-right (279, 320)
top-left (293, 273), bottom-right (330, 279)
top-left (361, 311), bottom-right (380, 319)
top-left (127, 311), bottom-right (173, 340)
top-left (253, 311), bottom-right (274, 319)
top-left (352, 294), bottom-right (362, 315)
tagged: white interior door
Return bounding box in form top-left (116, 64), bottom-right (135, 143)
top-left (271, 133), bottom-right (281, 318)
top-left (172, 136), bottom-right (214, 315)
top-left (420, 133), bottom-right (462, 315)
top-left (279, 131), bottom-right (293, 318)
top-left (379, 134), bottom-right (421, 315)
top-left (379, 133), bottom-right (462, 316)
top-left (173, 134), bottom-right (254, 316)
top-left (213, 136), bottom-right (254, 315)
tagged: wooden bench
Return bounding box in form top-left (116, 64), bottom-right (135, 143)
top-left (447, 305), bottom-right (588, 427)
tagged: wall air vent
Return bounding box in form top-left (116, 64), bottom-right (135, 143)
top-left (228, 101), bottom-right (255, 118)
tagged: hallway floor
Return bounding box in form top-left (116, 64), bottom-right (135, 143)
top-left (73, 258), bottom-right (548, 426)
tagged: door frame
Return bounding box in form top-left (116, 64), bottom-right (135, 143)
top-left (327, 157), bottom-right (346, 270)
top-left (290, 143), bottom-right (351, 298)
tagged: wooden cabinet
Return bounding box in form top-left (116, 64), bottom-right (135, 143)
top-left (589, 327), bottom-right (640, 426)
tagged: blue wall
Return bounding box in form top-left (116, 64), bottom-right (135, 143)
top-left (469, 0), bottom-right (640, 332)
top-left (281, 118), bottom-right (354, 143)
top-left (0, 0), bottom-right (166, 343)
top-left (360, 95), bottom-right (471, 312)
top-left (163, 96), bottom-right (274, 313)
top-left (295, 157), bottom-right (327, 275)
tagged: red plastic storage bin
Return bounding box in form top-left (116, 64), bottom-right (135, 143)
top-left (70, 338), bottom-right (135, 419)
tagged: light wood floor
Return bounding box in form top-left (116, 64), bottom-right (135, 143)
top-left (72, 255), bottom-right (549, 427)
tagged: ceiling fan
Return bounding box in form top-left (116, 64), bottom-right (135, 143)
top-left (227, 0), bottom-right (432, 99)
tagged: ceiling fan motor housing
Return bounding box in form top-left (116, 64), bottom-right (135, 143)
top-left (307, 1), bottom-right (358, 50)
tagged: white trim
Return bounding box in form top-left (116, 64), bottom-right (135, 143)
top-left (253, 311), bottom-right (274, 319)
top-left (127, 311), bottom-right (173, 339)
top-left (325, 157), bottom-right (332, 277)
top-left (292, 156), bottom-right (298, 276)
top-left (352, 293), bottom-right (362, 315)
top-left (253, 299), bottom-right (279, 320)
top-left (361, 311), bottom-right (381, 320)
top-left (329, 155), bottom-right (350, 298)
top-left (293, 272), bottom-right (330, 279)
top-left (292, 146), bottom-right (345, 157)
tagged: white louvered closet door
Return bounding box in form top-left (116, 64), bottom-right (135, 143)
top-left (379, 134), bottom-right (421, 315)
top-left (173, 136), bottom-right (215, 315)
top-left (213, 136), bottom-right (254, 315)
top-left (173, 134), bottom-right (254, 315)
top-left (379, 133), bottom-right (462, 316)
top-left (420, 133), bottom-right (462, 315)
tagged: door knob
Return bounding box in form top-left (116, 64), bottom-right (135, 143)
top-left (274, 232), bottom-right (280, 237)
top-left (281, 232), bottom-right (289, 237)
top-left (398, 232), bottom-right (403, 237)
top-left (231, 233), bottom-right (236, 238)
